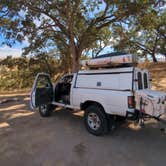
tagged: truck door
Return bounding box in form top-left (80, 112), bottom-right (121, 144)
top-left (30, 73), bottom-right (53, 110)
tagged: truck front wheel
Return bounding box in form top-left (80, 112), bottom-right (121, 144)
top-left (39, 104), bottom-right (55, 117)
top-left (84, 104), bottom-right (108, 136)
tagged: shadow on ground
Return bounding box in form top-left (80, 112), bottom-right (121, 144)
top-left (0, 93), bottom-right (166, 166)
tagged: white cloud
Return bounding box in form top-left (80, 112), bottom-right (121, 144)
top-left (0, 46), bottom-right (22, 58)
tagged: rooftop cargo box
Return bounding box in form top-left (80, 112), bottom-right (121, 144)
top-left (81, 52), bottom-right (137, 69)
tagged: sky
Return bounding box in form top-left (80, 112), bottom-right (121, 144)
top-left (0, 35), bottom-right (28, 58)
top-left (0, 45), bottom-right (22, 58)
top-left (0, 20), bottom-right (31, 58)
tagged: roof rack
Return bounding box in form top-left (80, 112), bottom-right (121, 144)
top-left (81, 52), bottom-right (137, 69)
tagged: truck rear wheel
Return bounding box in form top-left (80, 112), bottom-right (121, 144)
top-left (84, 104), bottom-right (108, 136)
top-left (39, 104), bottom-right (55, 117)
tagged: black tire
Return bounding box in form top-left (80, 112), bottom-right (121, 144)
top-left (39, 104), bottom-right (55, 117)
top-left (84, 104), bottom-right (108, 136)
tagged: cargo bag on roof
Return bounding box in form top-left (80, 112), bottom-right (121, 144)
top-left (81, 53), bottom-right (137, 68)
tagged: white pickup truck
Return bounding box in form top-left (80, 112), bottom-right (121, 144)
top-left (30, 66), bottom-right (166, 135)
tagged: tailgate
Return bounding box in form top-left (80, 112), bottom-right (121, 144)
top-left (135, 89), bottom-right (166, 117)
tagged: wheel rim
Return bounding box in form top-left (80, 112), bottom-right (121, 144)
top-left (40, 105), bottom-right (47, 113)
top-left (87, 112), bottom-right (101, 131)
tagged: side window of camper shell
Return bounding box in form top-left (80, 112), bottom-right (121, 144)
top-left (144, 73), bottom-right (148, 89)
top-left (137, 72), bottom-right (143, 90)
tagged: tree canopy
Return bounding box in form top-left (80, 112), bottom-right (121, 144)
top-left (0, 0), bottom-right (163, 72)
top-left (112, 2), bottom-right (166, 62)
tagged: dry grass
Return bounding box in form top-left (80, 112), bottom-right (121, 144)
top-left (0, 62), bottom-right (166, 94)
top-left (138, 62), bottom-right (166, 92)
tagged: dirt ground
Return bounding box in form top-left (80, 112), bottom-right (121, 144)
top-left (0, 93), bottom-right (166, 166)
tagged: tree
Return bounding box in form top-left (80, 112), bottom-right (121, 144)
top-left (112, 3), bottom-right (166, 62)
top-left (0, 1), bottom-right (24, 46)
top-left (84, 27), bottom-right (113, 58)
top-left (0, 0), bottom-right (156, 72)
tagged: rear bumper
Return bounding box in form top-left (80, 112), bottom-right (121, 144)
top-left (126, 110), bottom-right (138, 120)
top-left (126, 106), bottom-right (166, 121)
top-left (126, 108), bottom-right (135, 114)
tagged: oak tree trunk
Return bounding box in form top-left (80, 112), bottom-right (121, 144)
top-left (70, 44), bottom-right (81, 72)
top-left (72, 54), bottom-right (80, 72)
top-left (151, 52), bottom-right (157, 62)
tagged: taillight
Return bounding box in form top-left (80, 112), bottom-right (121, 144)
top-left (128, 96), bottom-right (135, 108)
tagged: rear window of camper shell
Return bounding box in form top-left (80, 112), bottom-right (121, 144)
top-left (143, 73), bottom-right (148, 89)
top-left (137, 72), bottom-right (143, 90)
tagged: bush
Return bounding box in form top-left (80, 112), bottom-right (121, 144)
top-left (0, 56), bottom-right (63, 91)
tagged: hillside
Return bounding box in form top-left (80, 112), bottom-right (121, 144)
top-left (0, 61), bottom-right (165, 92)
top-left (139, 62), bottom-right (166, 92)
